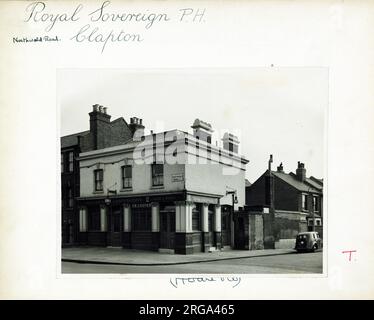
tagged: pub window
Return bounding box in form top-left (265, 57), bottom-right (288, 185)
top-left (152, 163), bottom-right (164, 186)
top-left (68, 152), bottom-right (74, 172)
top-left (94, 169), bottom-right (104, 191)
top-left (132, 209), bottom-right (152, 231)
top-left (208, 212), bottom-right (214, 231)
top-left (121, 165), bottom-right (132, 189)
top-left (192, 204), bottom-right (201, 231)
top-left (61, 153), bottom-right (64, 173)
top-left (313, 196), bottom-right (319, 212)
top-left (302, 194), bottom-right (308, 211)
top-left (88, 208), bottom-right (101, 231)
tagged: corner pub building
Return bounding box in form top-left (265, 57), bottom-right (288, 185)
top-left (74, 106), bottom-right (249, 254)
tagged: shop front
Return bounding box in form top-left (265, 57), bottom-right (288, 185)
top-left (76, 191), bottom-right (224, 254)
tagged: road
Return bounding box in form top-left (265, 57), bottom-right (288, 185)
top-left (62, 251), bottom-right (322, 274)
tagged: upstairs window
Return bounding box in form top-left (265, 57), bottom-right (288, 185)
top-left (302, 194), bottom-right (308, 211)
top-left (121, 165), bottom-right (132, 189)
top-left (313, 196), bottom-right (319, 212)
top-left (68, 188), bottom-right (73, 207)
top-left (94, 169), bottom-right (103, 191)
top-left (152, 164), bottom-right (164, 186)
top-left (68, 152), bottom-right (74, 172)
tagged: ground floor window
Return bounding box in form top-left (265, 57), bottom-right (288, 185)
top-left (208, 211), bottom-right (214, 231)
top-left (192, 204), bottom-right (201, 231)
top-left (132, 207), bottom-right (152, 231)
top-left (88, 207), bottom-right (101, 231)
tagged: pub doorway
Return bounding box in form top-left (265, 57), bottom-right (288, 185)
top-left (108, 205), bottom-right (122, 247)
top-left (160, 205), bottom-right (176, 250)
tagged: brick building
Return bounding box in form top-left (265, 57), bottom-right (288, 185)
top-left (61, 105), bottom-right (134, 246)
top-left (246, 161), bottom-right (323, 249)
top-left (74, 114), bottom-right (249, 254)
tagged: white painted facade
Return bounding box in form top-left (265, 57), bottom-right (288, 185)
top-left (79, 130), bottom-right (248, 205)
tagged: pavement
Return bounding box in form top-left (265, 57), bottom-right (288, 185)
top-left (62, 246), bottom-right (296, 266)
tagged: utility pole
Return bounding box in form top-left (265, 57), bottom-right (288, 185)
top-left (268, 154), bottom-right (275, 249)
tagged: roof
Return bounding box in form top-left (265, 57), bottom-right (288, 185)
top-left (272, 171), bottom-right (322, 193)
top-left (61, 130), bottom-right (89, 149)
top-left (60, 117), bottom-right (129, 149)
top-left (305, 177), bottom-right (323, 192)
top-left (245, 179), bottom-right (252, 187)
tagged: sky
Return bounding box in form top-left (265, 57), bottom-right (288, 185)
top-left (59, 68), bottom-right (327, 182)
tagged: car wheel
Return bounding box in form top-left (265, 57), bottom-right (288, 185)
top-left (312, 244), bottom-right (318, 252)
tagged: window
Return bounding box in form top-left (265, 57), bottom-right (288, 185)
top-left (302, 194), bottom-right (308, 211)
top-left (88, 208), bottom-right (101, 231)
top-left (68, 152), bottom-right (74, 172)
top-left (121, 165), bottom-right (132, 189)
top-left (132, 208), bottom-right (152, 231)
top-left (94, 169), bottom-right (103, 191)
top-left (313, 196), bottom-right (319, 212)
top-left (61, 153), bottom-right (64, 173)
top-left (316, 219), bottom-right (321, 226)
top-left (152, 164), bottom-right (164, 186)
top-left (308, 219), bottom-right (314, 226)
top-left (68, 188), bottom-right (73, 208)
top-left (192, 204), bottom-right (201, 231)
top-left (208, 212), bottom-right (214, 231)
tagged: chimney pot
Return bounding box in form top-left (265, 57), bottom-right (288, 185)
top-left (99, 105), bottom-right (103, 113)
top-left (296, 161), bottom-right (306, 182)
top-left (277, 162), bottom-right (284, 172)
top-left (93, 104), bottom-right (99, 112)
top-left (103, 107), bottom-right (107, 114)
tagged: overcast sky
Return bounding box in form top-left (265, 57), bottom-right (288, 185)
top-left (59, 68), bottom-right (326, 182)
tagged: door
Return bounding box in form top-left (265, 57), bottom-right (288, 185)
top-left (109, 206), bottom-right (122, 247)
top-left (160, 210), bottom-right (175, 249)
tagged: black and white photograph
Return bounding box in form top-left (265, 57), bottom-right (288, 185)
top-left (60, 68), bottom-right (326, 274)
top-left (1, 0), bottom-right (373, 302)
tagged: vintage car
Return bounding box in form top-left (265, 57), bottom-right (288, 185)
top-left (294, 231), bottom-right (322, 252)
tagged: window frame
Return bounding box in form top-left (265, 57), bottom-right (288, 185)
top-left (302, 193), bottom-right (308, 211)
top-left (121, 165), bottom-right (133, 189)
top-left (192, 204), bottom-right (201, 231)
top-left (68, 151), bottom-right (74, 172)
top-left (313, 195), bottom-right (319, 212)
top-left (132, 208), bottom-right (152, 231)
top-left (151, 163), bottom-right (164, 187)
top-left (94, 169), bottom-right (104, 192)
top-left (67, 187), bottom-right (73, 208)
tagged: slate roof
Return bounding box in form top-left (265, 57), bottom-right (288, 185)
top-left (60, 117), bottom-right (129, 149)
top-left (61, 130), bottom-right (89, 149)
top-left (272, 171), bottom-right (322, 193)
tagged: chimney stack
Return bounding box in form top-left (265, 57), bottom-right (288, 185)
top-left (191, 119), bottom-right (213, 144)
top-left (277, 162), bottom-right (284, 173)
top-left (222, 132), bottom-right (239, 153)
top-left (129, 117), bottom-right (145, 138)
top-left (296, 161), bottom-right (306, 182)
top-left (89, 104), bottom-right (111, 150)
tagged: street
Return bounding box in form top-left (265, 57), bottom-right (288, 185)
top-left (62, 251), bottom-right (322, 274)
